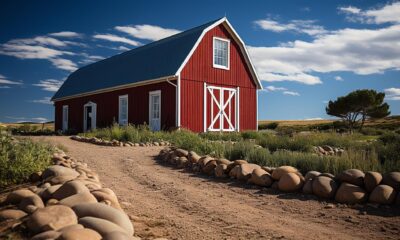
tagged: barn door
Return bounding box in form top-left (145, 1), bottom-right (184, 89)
top-left (149, 90), bottom-right (161, 131)
top-left (204, 85), bottom-right (238, 132)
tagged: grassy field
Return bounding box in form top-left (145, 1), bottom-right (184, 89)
top-left (0, 122), bottom-right (54, 131)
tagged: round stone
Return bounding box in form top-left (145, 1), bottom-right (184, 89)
top-left (27, 205), bottom-right (78, 233)
top-left (312, 176), bottom-right (338, 199)
top-left (278, 172), bottom-right (303, 192)
top-left (338, 169), bottom-right (365, 186)
top-left (364, 171), bottom-right (382, 192)
top-left (369, 185), bottom-right (396, 205)
top-left (335, 183), bottom-right (367, 204)
top-left (271, 166), bottom-right (298, 180)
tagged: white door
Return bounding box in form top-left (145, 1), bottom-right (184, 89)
top-left (149, 91), bottom-right (161, 131)
top-left (119, 95), bottom-right (128, 126)
top-left (62, 105), bottom-right (68, 131)
top-left (84, 102), bottom-right (97, 132)
top-left (204, 85), bottom-right (238, 132)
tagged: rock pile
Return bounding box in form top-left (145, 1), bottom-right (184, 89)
top-left (159, 147), bottom-right (400, 206)
top-left (70, 135), bottom-right (170, 147)
top-left (0, 151), bottom-right (136, 240)
top-left (313, 145), bottom-right (345, 156)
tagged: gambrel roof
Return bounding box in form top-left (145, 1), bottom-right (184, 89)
top-left (52, 17), bottom-right (261, 101)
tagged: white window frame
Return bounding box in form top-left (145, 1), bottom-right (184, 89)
top-left (149, 90), bottom-right (161, 131)
top-left (212, 37), bottom-right (230, 70)
top-left (62, 105), bottom-right (68, 131)
top-left (118, 94), bottom-right (128, 126)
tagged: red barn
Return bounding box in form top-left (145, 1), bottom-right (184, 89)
top-left (52, 17), bottom-right (262, 133)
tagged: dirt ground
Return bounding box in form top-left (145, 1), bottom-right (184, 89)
top-left (33, 136), bottom-right (400, 240)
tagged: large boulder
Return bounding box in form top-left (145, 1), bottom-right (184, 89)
top-left (203, 160), bottom-right (218, 175)
top-left (72, 203), bottom-right (133, 236)
top-left (4, 189), bottom-right (35, 204)
top-left (236, 164), bottom-right (261, 181)
top-left (18, 194), bottom-right (44, 213)
top-left (175, 149), bottom-right (189, 157)
top-left (59, 192), bottom-right (98, 207)
top-left (302, 179), bottom-right (313, 194)
top-left (27, 205), bottom-right (78, 232)
top-left (46, 175), bottom-right (78, 185)
top-left (176, 156), bottom-right (189, 169)
top-left (278, 172), bottom-right (303, 192)
top-left (198, 156), bottom-right (214, 169)
top-left (38, 184), bottom-right (62, 201)
top-left (59, 228), bottom-right (102, 240)
top-left (188, 151), bottom-right (201, 164)
top-left (79, 217), bottom-right (129, 237)
top-left (271, 166), bottom-right (298, 180)
top-left (31, 230), bottom-right (62, 240)
top-left (364, 171), bottom-right (382, 192)
top-left (312, 176), bottom-right (338, 199)
top-left (338, 169), bottom-right (365, 186)
top-left (249, 168), bottom-right (272, 187)
top-left (304, 171), bottom-right (321, 181)
top-left (216, 158), bottom-right (232, 165)
top-left (42, 165), bottom-right (79, 179)
top-left (0, 209), bottom-right (27, 220)
top-left (369, 185), bottom-right (396, 205)
top-left (52, 180), bottom-right (90, 200)
top-left (91, 189), bottom-right (121, 210)
top-left (382, 172), bottom-right (400, 191)
top-left (215, 164), bottom-right (228, 178)
top-left (226, 160), bottom-right (247, 173)
top-left (229, 165), bottom-right (240, 179)
top-left (335, 183), bottom-right (367, 204)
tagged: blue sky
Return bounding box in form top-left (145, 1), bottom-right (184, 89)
top-left (0, 0), bottom-right (399, 122)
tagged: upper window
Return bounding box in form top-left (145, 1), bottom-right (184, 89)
top-left (119, 95), bottom-right (128, 126)
top-left (213, 37), bottom-right (230, 70)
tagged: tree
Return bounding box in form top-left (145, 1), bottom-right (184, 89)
top-left (326, 89), bottom-right (390, 132)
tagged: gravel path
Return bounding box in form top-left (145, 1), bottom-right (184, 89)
top-left (34, 136), bottom-right (400, 240)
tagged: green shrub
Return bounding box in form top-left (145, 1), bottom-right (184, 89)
top-left (0, 132), bottom-right (54, 187)
top-left (258, 122), bottom-right (279, 130)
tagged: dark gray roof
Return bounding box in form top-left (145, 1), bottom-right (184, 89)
top-left (52, 18), bottom-right (222, 100)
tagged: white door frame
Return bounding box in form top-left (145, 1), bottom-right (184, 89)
top-left (62, 105), bottom-right (68, 132)
top-left (149, 90), bottom-right (161, 131)
top-left (204, 84), bottom-right (239, 132)
top-left (83, 101), bottom-right (97, 132)
top-left (118, 94), bottom-right (128, 126)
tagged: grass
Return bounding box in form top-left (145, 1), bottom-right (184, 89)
top-left (81, 124), bottom-right (400, 175)
top-left (0, 131), bottom-right (55, 187)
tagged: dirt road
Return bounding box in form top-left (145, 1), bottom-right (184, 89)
top-left (34, 136), bottom-right (400, 240)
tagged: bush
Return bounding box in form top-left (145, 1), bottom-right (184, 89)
top-left (258, 122), bottom-right (279, 130)
top-left (0, 132), bottom-right (54, 187)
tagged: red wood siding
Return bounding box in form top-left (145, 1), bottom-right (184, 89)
top-left (55, 81), bottom-right (176, 132)
top-left (180, 24), bottom-right (257, 132)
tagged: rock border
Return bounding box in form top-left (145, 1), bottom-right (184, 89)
top-left (158, 147), bottom-right (400, 207)
top-left (70, 135), bottom-right (171, 147)
top-left (0, 150), bottom-right (139, 240)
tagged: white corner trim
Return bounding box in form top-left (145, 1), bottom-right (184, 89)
top-left (175, 17), bottom-right (262, 90)
top-left (177, 74), bottom-right (181, 128)
top-left (203, 82), bottom-right (207, 132)
top-left (212, 36), bottom-right (230, 70)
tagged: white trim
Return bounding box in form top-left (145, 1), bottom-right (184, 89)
top-left (62, 105), bottom-right (68, 131)
top-left (212, 37), bottom-right (230, 70)
top-left (175, 17), bottom-right (262, 89)
top-left (237, 87), bottom-right (240, 131)
top-left (203, 82), bottom-right (207, 132)
top-left (52, 75), bottom-right (177, 102)
top-left (149, 90), bottom-right (161, 131)
top-left (118, 94), bottom-right (128, 126)
top-left (256, 90), bottom-right (258, 131)
top-left (83, 101), bottom-right (97, 132)
top-left (177, 74), bottom-right (181, 128)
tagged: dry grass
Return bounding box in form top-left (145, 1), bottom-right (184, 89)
top-left (1, 122), bottom-right (54, 131)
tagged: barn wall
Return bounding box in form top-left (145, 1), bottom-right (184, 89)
top-left (180, 24), bottom-right (257, 132)
top-left (54, 81), bottom-right (176, 133)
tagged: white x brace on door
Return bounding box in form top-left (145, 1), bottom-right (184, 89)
top-left (204, 83), bottom-right (239, 132)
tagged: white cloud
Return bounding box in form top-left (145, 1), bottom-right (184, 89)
top-left (304, 117), bottom-right (324, 121)
top-left (334, 76), bottom-right (343, 81)
top-left (31, 97), bottom-right (52, 105)
top-left (384, 87), bottom-right (400, 100)
top-left (264, 85), bottom-right (287, 92)
top-left (283, 91), bottom-right (300, 96)
top-left (0, 86), bottom-right (10, 89)
top-left (93, 34), bottom-right (141, 46)
top-left (254, 18), bottom-right (327, 36)
top-left (339, 2), bottom-right (400, 24)
top-left (49, 31), bottom-right (82, 38)
top-left (6, 116), bottom-right (49, 123)
top-left (33, 79), bottom-right (64, 92)
top-left (115, 24), bottom-right (180, 41)
top-left (248, 23), bottom-right (400, 84)
top-left (49, 58), bottom-right (77, 71)
top-left (0, 74), bottom-right (22, 85)
top-left (117, 46), bottom-right (131, 51)
top-left (79, 54), bottom-right (105, 65)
